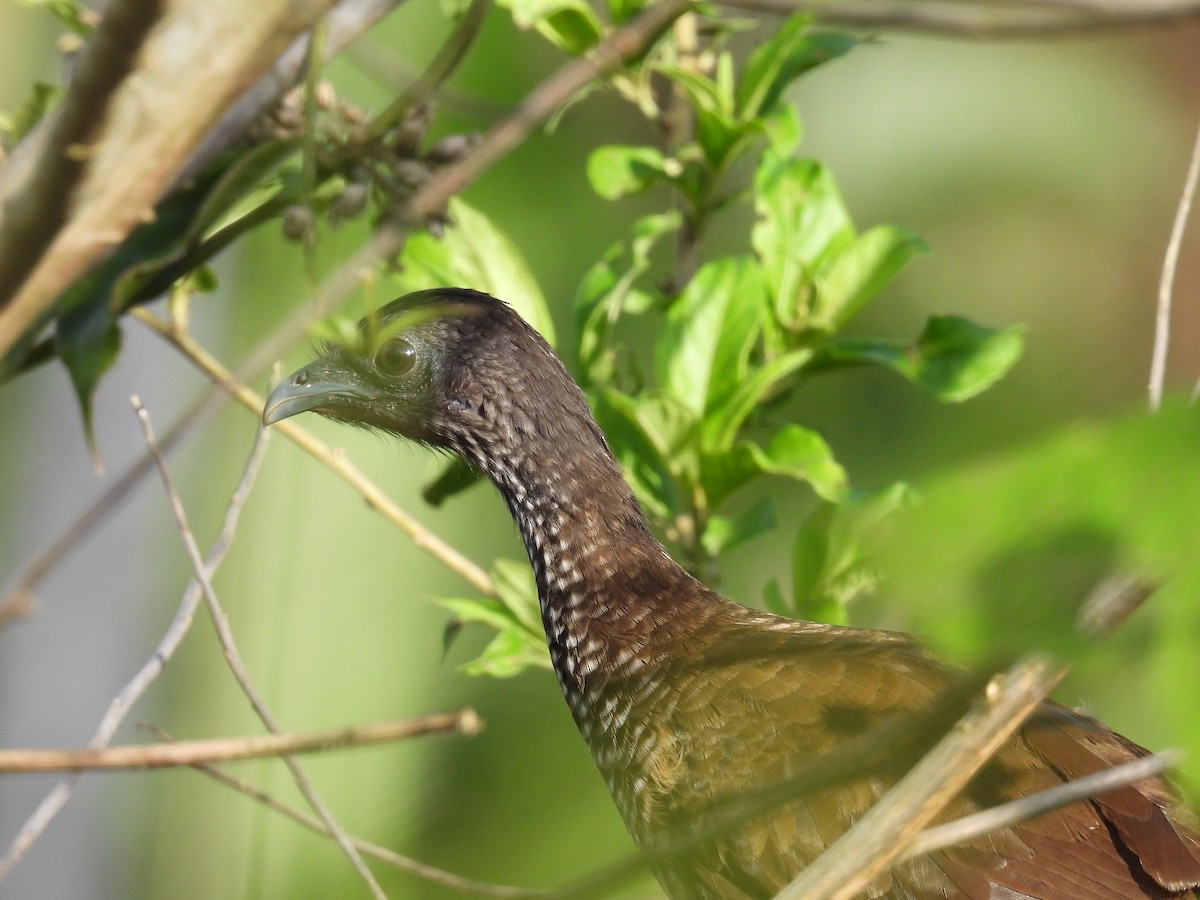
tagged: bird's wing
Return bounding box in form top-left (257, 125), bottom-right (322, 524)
top-left (640, 619), bottom-right (1200, 899)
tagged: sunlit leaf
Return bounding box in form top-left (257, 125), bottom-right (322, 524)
top-left (702, 498), bottom-right (775, 557)
top-left (738, 17), bottom-right (855, 120)
top-left (702, 349), bottom-right (813, 450)
top-left (657, 257), bottom-right (764, 420)
top-left (815, 225), bottom-right (926, 328)
top-left (503, 0), bottom-right (603, 54)
top-left (817, 316), bottom-right (1025, 402)
top-left (752, 152), bottom-right (853, 328)
top-left (587, 145), bottom-right (673, 200)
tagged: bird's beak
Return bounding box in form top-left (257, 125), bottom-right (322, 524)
top-left (262, 362), bottom-right (373, 426)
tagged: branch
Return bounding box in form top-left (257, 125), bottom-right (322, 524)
top-left (0, 422), bottom-right (270, 882)
top-left (1150, 114), bottom-right (1200, 410)
top-left (132, 399), bottom-right (386, 900)
top-left (0, 0), bottom-right (343, 362)
top-left (775, 656), bottom-right (1063, 900)
top-left (715, 0), bottom-right (1200, 39)
top-left (0, 712), bottom-right (482, 774)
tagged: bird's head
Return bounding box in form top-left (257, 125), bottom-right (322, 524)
top-left (263, 288), bottom-right (591, 461)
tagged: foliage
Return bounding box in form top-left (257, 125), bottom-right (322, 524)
top-left (400, 13), bottom-right (1023, 673)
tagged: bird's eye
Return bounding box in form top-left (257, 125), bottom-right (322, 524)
top-left (375, 339), bottom-right (416, 376)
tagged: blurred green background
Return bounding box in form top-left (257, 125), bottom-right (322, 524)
top-left (1, 3), bottom-right (1198, 898)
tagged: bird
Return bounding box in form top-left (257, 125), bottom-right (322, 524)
top-left (264, 288), bottom-right (1200, 899)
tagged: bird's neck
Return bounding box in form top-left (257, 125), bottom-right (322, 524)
top-left (450, 412), bottom-right (696, 709)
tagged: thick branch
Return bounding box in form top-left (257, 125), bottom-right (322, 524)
top-left (0, 0), bottom-right (343, 363)
top-left (0, 0), bottom-right (166, 310)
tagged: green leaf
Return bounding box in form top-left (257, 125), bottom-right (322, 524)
top-left (434, 557), bottom-right (549, 677)
top-left (422, 458), bottom-right (483, 507)
top-left (0, 81), bottom-right (61, 148)
top-left (397, 198), bottom-right (556, 345)
top-left (594, 389), bottom-right (698, 519)
top-left (738, 18), bottom-right (856, 120)
top-left (183, 139), bottom-right (299, 245)
top-left (819, 316), bottom-right (1026, 402)
top-left (702, 498), bottom-right (775, 557)
top-left (759, 103), bottom-right (803, 157)
top-left (752, 152), bottom-right (854, 328)
top-left (701, 425), bottom-right (847, 507)
top-left (55, 302), bottom-right (120, 462)
top-left (503, 0), bottom-right (604, 54)
top-left (655, 65), bottom-right (745, 168)
top-left (791, 500), bottom-right (837, 621)
top-left (656, 257), bottom-right (764, 421)
top-left (815, 225), bottom-right (926, 329)
top-left (462, 627), bottom-right (550, 677)
top-left (604, 0), bottom-right (645, 23)
top-left (587, 145), bottom-right (673, 200)
top-left (574, 211), bottom-right (678, 386)
top-left (756, 425), bottom-right (848, 501)
top-left (491, 557), bottom-right (543, 635)
top-left (702, 348), bottom-right (813, 450)
top-left (45, 173), bottom-right (221, 454)
top-left (791, 482), bottom-right (914, 623)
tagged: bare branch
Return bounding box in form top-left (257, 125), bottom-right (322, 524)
top-left (1150, 114), bottom-right (1200, 410)
top-left (0, 422), bottom-right (270, 882)
top-left (904, 749), bottom-right (1182, 860)
top-left (715, 0), bottom-right (1200, 39)
top-left (0, 711), bottom-right (482, 774)
top-left (775, 656), bottom-right (1064, 900)
top-left (132, 398), bottom-right (387, 900)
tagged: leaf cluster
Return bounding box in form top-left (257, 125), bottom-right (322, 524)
top-left (416, 14), bottom-right (1023, 675)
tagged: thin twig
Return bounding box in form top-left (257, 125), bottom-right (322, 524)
top-left (0, 711), bottom-right (482, 773)
top-left (132, 399), bottom-right (387, 900)
top-left (716, 0), bottom-right (1200, 39)
top-left (367, 0), bottom-right (493, 138)
top-left (0, 423), bottom-right (270, 882)
top-left (775, 656), bottom-right (1064, 900)
top-left (903, 749), bottom-right (1182, 861)
top-left (139, 725), bottom-right (548, 899)
top-left (0, 273), bottom-right (372, 621)
top-left (1150, 114), bottom-right (1200, 411)
top-left (132, 308), bottom-right (496, 597)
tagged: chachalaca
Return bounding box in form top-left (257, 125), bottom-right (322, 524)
top-left (264, 288), bottom-right (1200, 899)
